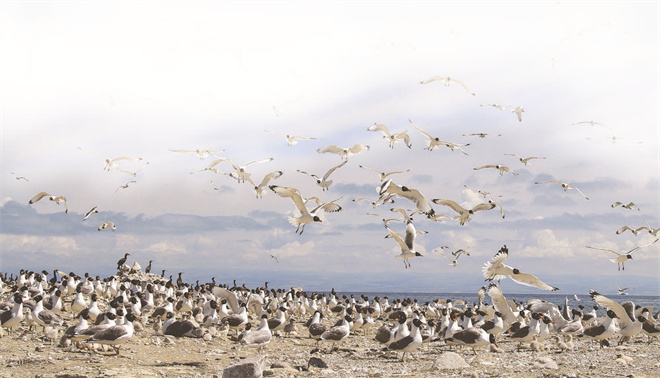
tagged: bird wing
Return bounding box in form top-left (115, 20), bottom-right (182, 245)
top-left (265, 130), bottom-right (285, 136)
top-left (436, 250), bottom-right (453, 262)
top-left (385, 226), bottom-right (409, 253)
top-left (297, 170), bottom-right (320, 180)
top-left (78, 147), bottom-right (106, 160)
top-left (586, 246), bottom-right (621, 256)
top-left (212, 286), bottom-right (240, 314)
top-left (384, 169), bottom-right (410, 178)
top-left (394, 132), bottom-right (412, 148)
top-left (487, 284), bottom-right (516, 324)
top-left (471, 203), bottom-right (496, 213)
top-left (366, 123), bottom-right (390, 137)
top-left (627, 238), bottom-right (659, 254)
top-left (505, 153), bottom-right (522, 159)
top-left (258, 171), bottom-right (283, 187)
top-left (269, 185), bottom-right (310, 216)
top-left (389, 208), bottom-right (412, 222)
top-left (29, 192), bottom-right (51, 204)
top-left (534, 180), bottom-right (561, 185)
top-left (112, 156), bottom-right (143, 162)
top-left (404, 222), bottom-right (416, 250)
top-left (317, 145), bottom-right (343, 155)
top-left (615, 226), bottom-right (635, 234)
top-left (419, 76), bottom-right (446, 84)
top-left (589, 290), bottom-right (632, 329)
top-left (400, 189), bottom-right (434, 215)
top-left (509, 271), bottom-right (559, 291)
top-left (348, 144), bottom-right (370, 155)
top-left (568, 185), bottom-right (589, 200)
top-left (245, 158), bottom-right (274, 167)
top-left (409, 119), bottom-right (433, 140)
top-left (449, 78), bottom-right (475, 95)
top-left (323, 160), bottom-right (348, 180)
top-left (431, 199), bottom-right (466, 215)
top-left (473, 165), bottom-right (496, 170)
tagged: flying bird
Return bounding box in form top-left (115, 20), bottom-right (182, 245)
top-left (297, 161), bottom-right (347, 191)
top-left (83, 206), bottom-right (100, 220)
top-left (270, 254), bottom-right (279, 263)
top-left (572, 121), bottom-right (604, 126)
top-left (265, 130), bottom-right (316, 146)
top-left (420, 76), bottom-right (475, 95)
top-left (28, 192), bottom-right (68, 213)
top-left (378, 179), bottom-right (435, 218)
top-left (611, 202), bottom-right (640, 211)
top-left (463, 185), bottom-right (502, 198)
top-left (118, 161), bottom-right (150, 178)
top-left (431, 198), bottom-right (497, 225)
top-left (169, 148), bottom-right (225, 159)
top-left (246, 171), bottom-right (283, 198)
top-left (511, 106), bottom-right (524, 122)
top-left (78, 147), bottom-right (143, 171)
top-left (366, 123), bottom-right (412, 149)
top-left (269, 185), bottom-right (342, 234)
top-left (505, 154), bottom-right (546, 165)
top-left (202, 157), bottom-right (274, 183)
top-left (317, 144), bottom-right (370, 160)
top-left (358, 165), bottom-right (410, 181)
top-left (434, 249), bottom-right (461, 267)
top-left (114, 180), bottom-right (136, 193)
top-left (480, 104), bottom-right (508, 110)
top-left (463, 133), bottom-right (502, 138)
top-left (10, 172), bottom-right (29, 181)
top-left (615, 283), bottom-right (633, 296)
top-left (534, 180), bottom-right (589, 200)
top-left (384, 222), bottom-right (423, 269)
top-left (473, 164), bottom-right (518, 176)
top-left (409, 119), bottom-right (470, 154)
top-left (482, 245), bottom-right (560, 291)
top-left (586, 238), bottom-right (658, 271)
top-left (98, 221), bottom-right (116, 231)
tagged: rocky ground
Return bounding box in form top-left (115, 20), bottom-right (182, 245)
top-left (2, 318), bottom-right (660, 378)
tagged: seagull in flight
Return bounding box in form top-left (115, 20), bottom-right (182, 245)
top-left (297, 161), bottom-right (347, 191)
top-left (83, 206), bottom-right (100, 221)
top-left (615, 283), bottom-right (632, 296)
top-left (366, 123), bottom-right (412, 149)
top-left (480, 104), bottom-right (509, 110)
top-left (572, 121), bottom-right (604, 126)
top-left (28, 192), bottom-right (68, 213)
top-left (586, 238), bottom-right (659, 271)
top-left (269, 185), bottom-right (342, 234)
top-left (434, 249), bottom-right (461, 267)
top-left (265, 130), bottom-right (316, 146)
top-left (10, 172), bottom-right (29, 181)
top-left (505, 154), bottom-right (546, 165)
top-left (115, 180), bottom-right (137, 193)
top-left (359, 165), bottom-right (410, 181)
top-left (78, 147), bottom-right (143, 171)
top-left (463, 185), bottom-right (502, 199)
top-left (511, 106), bottom-right (524, 122)
top-left (420, 76), bottom-right (475, 95)
top-left (409, 119), bottom-right (470, 154)
top-left (317, 144), bottom-right (370, 160)
top-left (534, 180), bottom-right (589, 200)
top-left (431, 198), bottom-right (497, 225)
top-left (482, 245), bottom-right (560, 291)
top-left (378, 179), bottom-right (435, 218)
top-left (385, 222), bottom-right (423, 269)
top-left (463, 133), bottom-right (502, 138)
top-left (611, 202), bottom-right (640, 211)
top-left (98, 221), bottom-right (116, 231)
top-left (270, 254), bottom-right (279, 263)
top-left (169, 149), bottom-right (225, 159)
top-left (203, 157), bottom-right (274, 183)
top-left (473, 164), bottom-right (518, 176)
top-left (246, 171), bottom-right (283, 198)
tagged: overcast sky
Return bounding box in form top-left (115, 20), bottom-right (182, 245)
top-left (1, 2), bottom-right (658, 296)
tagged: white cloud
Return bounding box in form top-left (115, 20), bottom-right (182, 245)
top-left (0, 234), bottom-right (79, 256)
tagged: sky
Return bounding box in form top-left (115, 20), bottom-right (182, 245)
top-left (1, 2), bottom-right (658, 296)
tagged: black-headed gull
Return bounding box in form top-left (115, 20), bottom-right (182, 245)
top-left (434, 249), bottom-right (460, 267)
top-left (387, 318), bottom-right (425, 361)
top-left (482, 245), bottom-right (560, 291)
top-left (246, 171), bottom-right (283, 198)
top-left (83, 206), bottom-right (100, 221)
top-left (511, 106), bottom-right (524, 122)
top-left (589, 290), bottom-right (650, 345)
top-left (203, 157), bottom-right (274, 183)
top-left (534, 180), bottom-right (589, 200)
top-left (78, 147), bottom-right (143, 171)
top-left (409, 119), bottom-right (470, 154)
top-left (463, 133), bottom-right (502, 138)
top-left (378, 179), bottom-right (435, 218)
top-left (118, 161), bottom-right (150, 178)
top-left (297, 161), bottom-right (347, 191)
top-left (473, 164), bottom-right (518, 176)
top-left (358, 165), bottom-right (410, 181)
top-left (611, 202), bottom-right (640, 211)
top-left (269, 185), bottom-right (342, 234)
top-left (420, 76), bottom-right (475, 95)
top-left (98, 221), bottom-right (116, 231)
top-left (615, 283), bottom-right (633, 295)
top-left (114, 180), bottom-right (136, 193)
top-left (265, 130), bottom-right (316, 146)
top-left (581, 309), bottom-right (619, 348)
top-left (317, 144), bottom-right (370, 160)
top-left (505, 154), bottom-right (546, 165)
top-left (28, 192), bottom-right (68, 214)
top-left (384, 222), bottom-right (423, 269)
top-left (463, 185), bottom-right (502, 199)
top-left (169, 149), bottom-right (224, 159)
top-left (431, 198), bottom-right (496, 225)
top-left (366, 123), bottom-right (412, 149)
top-left (586, 238), bottom-right (658, 271)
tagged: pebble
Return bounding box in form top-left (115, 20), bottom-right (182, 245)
top-left (531, 356), bottom-right (558, 370)
top-left (432, 351), bottom-right (470, 370)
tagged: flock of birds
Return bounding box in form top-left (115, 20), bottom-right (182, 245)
top-left (1, 262), bottom-right (659, 362)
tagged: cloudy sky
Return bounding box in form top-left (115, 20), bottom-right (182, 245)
top-left (1, 2), bottom-right (658, 295)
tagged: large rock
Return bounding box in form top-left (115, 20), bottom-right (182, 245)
top-left (222, 355), bottom-right (264, 378)
top-left (432, 352), bottom-right (469, 370)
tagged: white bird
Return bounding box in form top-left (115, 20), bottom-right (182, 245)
top-left (480, 104), bottom-right (508, 110)
top-left (78, 147), bottom-right (143, 171)
top-left (487, 199), bottom-right (506, 219)
top-left (586, 238), bottom-right (658, 271)
top-left (269, 185), bottom-right (342, 234)
top-left (463, 185), bottom-right (502, 199)
top-left (512, 106), bottom-right (524, 122)
top-left (211, 157), bottom-right (274, 183)
top-left (10, 172), bottom-right (29, 181)
top-left (434, 249), bottom-right (460, 267)
top-left (83, 206), bottom-right (100, 221)
top-left (409, 119), bottom-right (470, 154)
top-left (616, 220), bottom-right (659, 236)
top-left (420, 76), bottom-right (475, 95)
top-left (169, 149), bottom-right (225, 159)
top-left (505, 154), bottom-right (546, 165)
top-left (463, 133), bottom-right (502, 138)
top-left (431, 198), bottom-right (496, 226)
top-left (473, 164), bottom-right (518, 176)
top-left (615, 283), bottom-right (633, 295)
top-left (482, 245), bottom-right (560, 291)
top-left (245, 171), bottom-right (283, 198)
top-left (385, 221), bottom-right (423, 269)
top-left (378, 179), bottom-right (435, 218)
top-left (534, 180), bottom-right (589, 199)
top-left (98, 221), bottom-right (116, 231)
top-left (28, 192), bottom-right (68, 213)
top-left (114, 180), bottom-right (136, 193)
top-left (265, 130), bottom-right (316, 146)
top-left (611, 202), bottom-right (640, 211)
top-left (358, 165), bottom-right (410, 181)
top-left (297, 161), bottom-right (347, 191)
top-left (317, 144), bottom-right (370, 160)
top-left (117, 161), bottom-right (150, 178)
top-left (589, 290), bottom-right (650, 345)
top-left (366, 123), bottom-right (412, 149)
top-left (572, 120), bottom-right (604, 126)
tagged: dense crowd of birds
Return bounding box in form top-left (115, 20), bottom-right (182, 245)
top-left (2, 258), bottom-right (659, 360)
